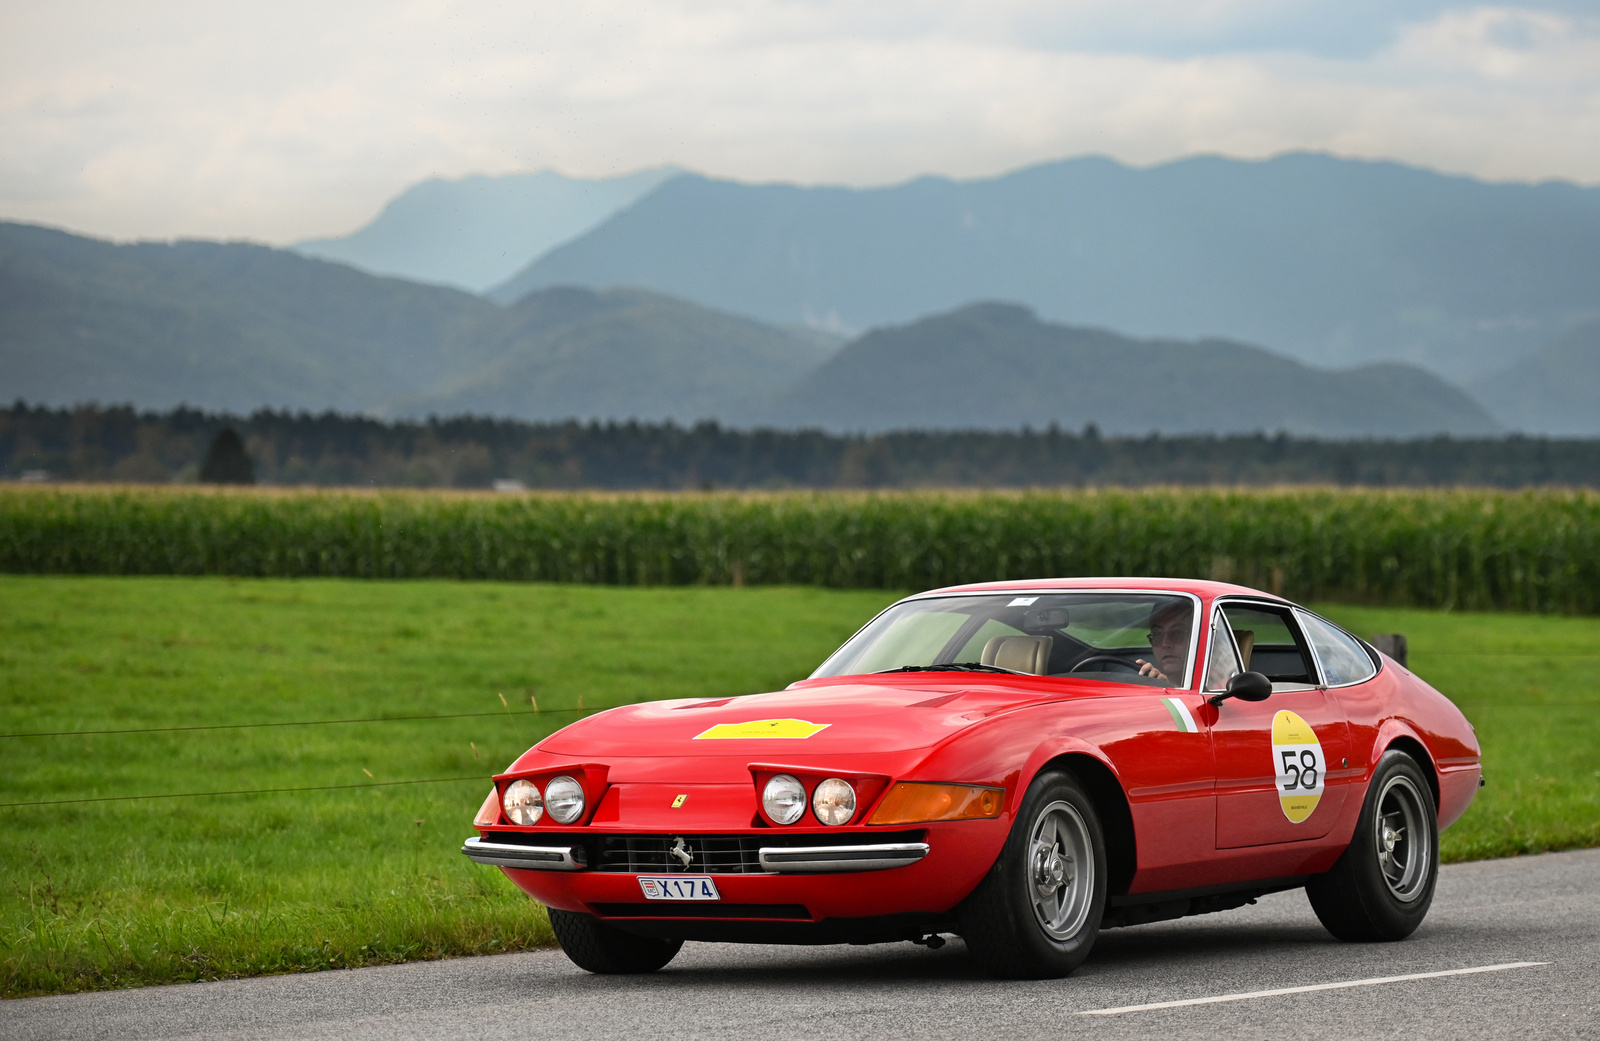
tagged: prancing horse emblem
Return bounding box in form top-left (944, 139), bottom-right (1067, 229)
top-left (671, 793), bottom-right (688, 808)
top-left (669, 836), bottom-right (694, 868)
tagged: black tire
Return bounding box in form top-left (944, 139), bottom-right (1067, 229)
top-left (547, 908), bottom-right (683, 973)
top-left (1306, 750), bottom-right (1439, 942)
top-left (958, 769), bottom-right (1108, 979)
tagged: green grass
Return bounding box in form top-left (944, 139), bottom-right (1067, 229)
top-left (0, 576), bottom-right (899, 997)
top-left (1, 578), bottom-right (1596, 998)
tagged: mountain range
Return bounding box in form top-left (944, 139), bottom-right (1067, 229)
top-left (760, 303), bottom-right (1497, 437)
top-left (492, 153), bottom-right (1600, 385)
top-left (1, 220), bottom-right (1515, 438)
top-left (294, 168), bottom-right (679, 293)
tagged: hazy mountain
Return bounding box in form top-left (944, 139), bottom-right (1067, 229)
top-left (0, 221), bottom-right (827, 421)
top-left (1469, 320), bottom-right (1600, 436)
top-left (492, 153), bottom-right (1600, 383)
top-left (748, 303), bottom-right (1500, 438)
top-left (393, 287), bottom-right (836, 422)
top-left (0, 221), bottom-right (489, 415)
top-left (295, 168), bottom-right (681, 293)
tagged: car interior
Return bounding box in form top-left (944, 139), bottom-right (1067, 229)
top-left (931, 595), bottom-right (1192, 688)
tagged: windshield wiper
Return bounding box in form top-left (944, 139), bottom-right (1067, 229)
top-left (876, 662), bottom-right (1016, 674)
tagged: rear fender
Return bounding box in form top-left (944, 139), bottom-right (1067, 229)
top-left (1369, 717), bottom-right (1480, 831)
top-left (1368, 719), bottom-right (1438, 800)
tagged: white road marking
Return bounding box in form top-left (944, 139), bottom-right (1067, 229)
top-left (1078, 961), bottom-right (1547, 1016)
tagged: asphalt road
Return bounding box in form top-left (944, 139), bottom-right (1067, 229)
top-left (6, 848), bottom-right (1597, 1041)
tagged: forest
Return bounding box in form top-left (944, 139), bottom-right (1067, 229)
top-left (4, 402), bottom-right (1598, 489)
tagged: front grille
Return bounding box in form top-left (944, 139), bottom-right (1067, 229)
top-left (479, 829), bottom-right (925, 874)
top-left (592, 902), bottom-right (811, 920)
top-left (597, 835), bottom-right (762, 874)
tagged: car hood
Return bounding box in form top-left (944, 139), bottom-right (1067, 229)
top-left (536, 680), bottom-right (1045, 759)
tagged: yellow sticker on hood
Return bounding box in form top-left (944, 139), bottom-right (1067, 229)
top-left (693, 718), bottom-right (831, 740)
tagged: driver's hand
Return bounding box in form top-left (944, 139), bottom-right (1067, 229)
top-left (1136, 659), bottom-right (1169, 681)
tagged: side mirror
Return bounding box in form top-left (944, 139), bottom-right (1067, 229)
top-left (1208, 671), bottom-right (1272, 706)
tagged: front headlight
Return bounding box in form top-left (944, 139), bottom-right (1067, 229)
top-left (544, 775), bottom-right (586, 824)
top-left (502, 779), bottom-right (543, 825)
top-left (812, 777), bottom-right (856, 825)
top-left (763, 774), bottom-right (807, 825)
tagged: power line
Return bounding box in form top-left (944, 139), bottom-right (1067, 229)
top-left (0, 707), bottom-right (590, 740)
top-left (0, 775), bottom-right (491, 809)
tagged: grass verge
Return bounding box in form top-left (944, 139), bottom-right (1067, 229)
top-left (1, 578), bottom-right (1594, 996)
top-left (0, 577), bottom-right (897, 997)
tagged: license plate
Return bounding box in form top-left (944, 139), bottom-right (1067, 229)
top-left (638, 875), bottom-right (722, 901)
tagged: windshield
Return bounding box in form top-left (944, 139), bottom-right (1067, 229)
top-left (812, 592), bottom-right (1199, 689)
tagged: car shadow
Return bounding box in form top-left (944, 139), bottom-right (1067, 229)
top-left (569, 917), bottom-right (1342, 988)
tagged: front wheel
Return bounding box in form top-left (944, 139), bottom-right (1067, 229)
top-left (1306, 750), bottom-right (1439, 941)
top-left (548, 908), bottom-right (683, 973)
top-left (958, 769), bottom-right (1107, 979)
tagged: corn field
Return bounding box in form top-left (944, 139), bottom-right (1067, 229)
top-left (2, 485), bottom-right (1597, 612)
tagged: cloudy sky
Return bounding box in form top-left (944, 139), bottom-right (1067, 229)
top-left (2, 0), bottom-right (1597, 244)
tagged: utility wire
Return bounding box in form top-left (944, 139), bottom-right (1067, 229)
top-left (0, 707), bottom-right (591, 740)
top-left (0, 775), bottom-right (491, 809)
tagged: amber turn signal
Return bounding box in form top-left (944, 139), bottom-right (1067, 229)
top-left (867, 782), bottom-right (1004, 825)
top-left (474, 787), bottom-right (500, 827)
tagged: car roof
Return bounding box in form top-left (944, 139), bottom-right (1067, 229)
top-left (911, 576), bottom-right (1294, 605)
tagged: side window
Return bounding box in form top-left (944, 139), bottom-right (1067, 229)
top-left (1203, 616), bottom-right (1243, 691)
top-left (1218, 603), bottom-right (1316, 684)
top-left (1299, 613), bottom-right (1379, 686)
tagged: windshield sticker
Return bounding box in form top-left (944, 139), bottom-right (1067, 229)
top-left (694, 718), bottom-right (831, 740)
top-left (1271, 710), bottom-right (1326, 823)
top-left (1160, 697), bottom-right (1199, 733)
top-left (1008, 596), bottom-right (1039, 606)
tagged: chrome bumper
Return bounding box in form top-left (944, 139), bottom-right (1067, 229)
top-left (758, 842), bottom-right (930, 873)
top-left (461, 837), bottom-right (584, 871)
top-left (462, 837), bottom-right (929, 873)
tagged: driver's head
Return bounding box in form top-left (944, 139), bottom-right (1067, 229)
top-left (1147, 600), bottom-right (1193, 680)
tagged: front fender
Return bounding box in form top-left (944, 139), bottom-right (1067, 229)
top-left (900, 693), bottom-right (1214, 892)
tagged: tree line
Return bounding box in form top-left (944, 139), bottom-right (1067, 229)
top-left (3, 402), bottom-right (1598, 489)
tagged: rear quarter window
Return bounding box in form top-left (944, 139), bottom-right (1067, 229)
top-left (1299, 612), bottom-right (1379, 686)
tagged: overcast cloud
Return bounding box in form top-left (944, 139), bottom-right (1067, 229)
top-left (1, 0), bottom-right (1597, 244)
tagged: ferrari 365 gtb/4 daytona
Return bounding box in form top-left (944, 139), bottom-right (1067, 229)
top-left (464, 578), bottom-right (1480, 978)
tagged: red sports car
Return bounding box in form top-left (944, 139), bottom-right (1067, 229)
top-left (463, 578), bottom-right (1480, 978)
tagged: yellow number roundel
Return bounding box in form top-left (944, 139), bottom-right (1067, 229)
top-left (1271, 710), bottom-right (1326, 823)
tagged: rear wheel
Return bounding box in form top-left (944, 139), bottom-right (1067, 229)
top-left (548, 908), bottom-right (683, 973)
top-left (958, 769), bottom-right (1107, 979)
top-left (1306, 750), bottom-right (1439, 941)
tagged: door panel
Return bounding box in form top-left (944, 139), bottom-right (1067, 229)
top-left (1212, 600), bottom-right (1351, 848)
top-left (1213, 689), bottom-right (1351, 847)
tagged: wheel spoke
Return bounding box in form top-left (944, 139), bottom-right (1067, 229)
top-left (1025, 800), bottom-right (1095, 941)
top-left (1372, 774), bottom-right (1431, 902)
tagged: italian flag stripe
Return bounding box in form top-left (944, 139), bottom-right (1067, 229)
top-left (1162, 697), bottom-right (1199, 733)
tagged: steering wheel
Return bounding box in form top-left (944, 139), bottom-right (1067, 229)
top-left (1068, 654), bottom-right (1144, 674)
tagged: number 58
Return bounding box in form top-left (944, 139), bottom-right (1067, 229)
top-left (1280, 749), bottom-right (1320, 790)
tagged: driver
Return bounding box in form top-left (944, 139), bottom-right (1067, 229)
top-left (1137, 600), bottom-right (1192, 683)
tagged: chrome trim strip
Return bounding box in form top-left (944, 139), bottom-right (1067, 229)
top-left (462, 837), bottom-right (583, 871)
top-left (758, 842), bottom-right (930, 873)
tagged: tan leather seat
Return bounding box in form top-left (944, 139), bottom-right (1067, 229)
top-left (1232, 630), bottom-right (1256, 670)
top-left (980, 635), bottom-right (1053, 675)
